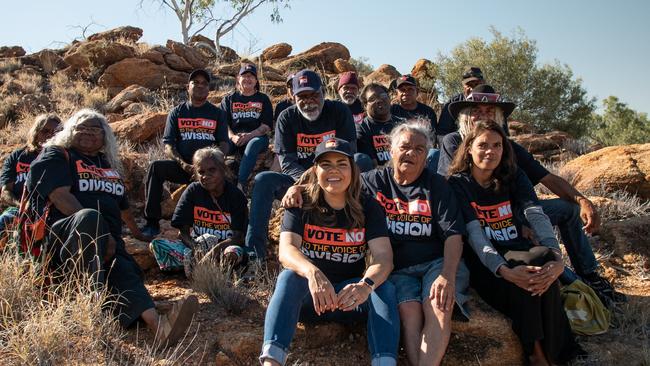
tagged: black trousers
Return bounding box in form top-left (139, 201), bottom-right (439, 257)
top-left (48, 209), bottom-right (155, 327)
top-left (464, 244), bottom-right (581, 364)
top-left (144, 159), bottom-right (192, 221)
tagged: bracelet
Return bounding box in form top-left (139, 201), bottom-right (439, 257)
top-left (360, 277), bottom-right (375, 291)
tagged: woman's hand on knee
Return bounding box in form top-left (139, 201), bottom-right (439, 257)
top-left (336, 282), bottom-right (371, 311)
top-left (306, 268), bottom-right (337, 315)
top-left (429, 275), bottom-right (455, 312)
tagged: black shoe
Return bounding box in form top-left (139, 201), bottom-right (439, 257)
top-left (582, 272), bottom-right (627, 305)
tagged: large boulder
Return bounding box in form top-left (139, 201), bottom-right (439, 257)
top-left (63, 40), bottom-right (135, 72)
top-left (334, 58), bottom-right (356, 73)
top-left (261, 42), bottom-right (292, 61)
top-left (105, 84), bottom-right (155, 113)
top-left (363, 64), bottom-right (400, 88)
top-left (411, 58), bottom-right (436, 81)
top-left (599, 216), bottom-right (650, 261)
top-left (507, 121), bottom-right (536, 136)
top-left (87, 26), bottom-right (143, 43)
top-left (20, 49), bottom-right (67, 74)
top-left (163, 52), bottom-right (193, 72)
top-left (98, 58), bottom-right (189, 95)
top-left (0, 46), bottom-right (26, 58)
top-left (510, 131), bottom-right (571, 154)
top-left (561, 143), bottom-right (650, 199)
top-left (275, 42), bottom-right (350, 73)
top-left (110, 112), bottom-right (166, 144)
top-left (166, 40), bottom-right (208, 69)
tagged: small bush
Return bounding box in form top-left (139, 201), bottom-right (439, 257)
top-left (0, 59), bottom-right (22, 74)
top-left (191, 260), bottom-right (249, 315)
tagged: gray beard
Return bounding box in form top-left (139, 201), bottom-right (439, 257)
top-left (298, 106), bottom-right (321, 121)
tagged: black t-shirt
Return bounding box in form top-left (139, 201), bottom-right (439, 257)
top-left (162, 101), bottom-right (229, 164)
top-left (361, 167), bottom-right (465, 270)
top-left (0, 147), bottom-right (38, 198)
top-left (220, 91), bottom-right (273, 134)
top-left (448, 169), bottom-right (539, 253)
top-left (437, 93), bottom-right (464, 136)
top-left (346, 99), bottom-right (366, 124)
top-left (390, 102), bottom-right (437, 133)
top-left (274, 100), bottom-right (357, 177)
top-left (281, 194), bottom-right (388, 283)
top-left (437, 132), bottom-right (550, 185)
top-left (171, 181), bottom-right (247, 240)
top-left (274, 98), bottom-right (294, 124)
top-left (27, 147), bottom-right (128, 239)
top-left (356, 116), bottom-right (398, 165)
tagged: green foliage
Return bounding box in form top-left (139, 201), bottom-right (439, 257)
top-left (349, 56), bottom-right (374, 77)
top-left (590, 96), bottom-right (650, 146)
top-left (435, 27), bottom-right (595, 137)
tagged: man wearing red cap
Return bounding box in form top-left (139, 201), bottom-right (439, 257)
top-left (337, 71), bottom-right (365, 124)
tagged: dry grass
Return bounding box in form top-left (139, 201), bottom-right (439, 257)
top-left (13, 72), bottom-right (44, 95)
top-left (0, 59), bottom-right (22, 74)
top-left (0, 249), bottom-right (122, 365)
top-left (191, 259), bottom-right (250, 315)
top-left (0, 94), bottom-right (20, 129)
top-left (49, 72), bottom-right (108, 115)
top-left (0, 110), bottom-right (44, 147)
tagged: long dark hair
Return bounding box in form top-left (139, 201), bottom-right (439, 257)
top-left (296, 156), bottom-right (365, 230)
top-left (447, 120), bottom-right (516, 193)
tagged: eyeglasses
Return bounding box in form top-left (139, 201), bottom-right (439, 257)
top-left (74, 126), bottom-right (104, 134)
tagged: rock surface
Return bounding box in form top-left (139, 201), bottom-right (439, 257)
top-left (261, 42), bottom-right (292, 61)
top-left (561, 143), bottom-right (650, 199)
top-left (275, 42), bottom-right (350, 73)
top-left (110, 112), bottom-right (166, 143)
top-left (63, 41), bottom-right (135, 72)
top-left (364, 64), bottom-right (401, 88)
top-left (0, 46), bottom-right (26, 58)
top-left (105, 84), bottom-right (155, 113)
top-left (98, 57), bottom-right (188, 95)
top-left (87, 26), bottom-right (143, 43)
top-left (510, 131), bottom-right (570, 154)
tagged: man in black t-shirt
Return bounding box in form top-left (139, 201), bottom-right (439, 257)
top-left (354, 83), bottom-right (399, 171)
top-left (437, 66), bottom-right (485, 145)
top-left (273, 73), bottom-right (295, 124)
top-left (141, 69), bottom-right (229, 236)
top-left (438, 87), bottom-right (625, 306)
top-left (337, 71), bottom-right (365, 124)
top-left (390, 74), bottom-right (440, 171)
top-left (246, 69), bottom-right (357, 261)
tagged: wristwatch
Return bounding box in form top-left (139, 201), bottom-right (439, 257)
top-left (361, 277), bottom-right (375, 290)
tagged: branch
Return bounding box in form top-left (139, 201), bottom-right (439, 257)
top-left (216, 0), bottom-right (266, 40)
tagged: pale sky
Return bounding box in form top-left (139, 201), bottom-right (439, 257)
top-left (2, 0), bottom-right (648, 114)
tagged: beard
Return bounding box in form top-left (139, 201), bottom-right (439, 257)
top-left (297, 101), bottom-right (323, 121)
top-left (341, 93), bottom-right (357, 105)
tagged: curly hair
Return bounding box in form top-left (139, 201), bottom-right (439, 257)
top-left (192, 147), bottom-right (234, 183)
top-left (45, 109), bottom-right (123, 173)
top-left (447, 120), bottom-right (516, 194)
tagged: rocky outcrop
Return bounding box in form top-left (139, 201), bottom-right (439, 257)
top-left (163, 52), bottom-right (193, 72)
top-left (261, 42), bottom-right (292, 61)
top-left (87, 26), bottom-right (143, 43)
top-left (275, 42), bottom-right (350, 73)
top-left (98, 58), bottom-right (188, 95)
top-left (63, 40), bottom-right (135, 72)
top-left (507, 121), bottom-right (536, 136)
top-left (105, 84), bottom-right (155, 113)
top-left (110, 112), bottom-right (166, 143)
top-left (0, 46), bottom-right (26, 58)
top-left (510, 131), bottom-right (570, 154)
top-left (20, 49), bottom-right (67, 74)
top-left (599, 216), bottom-right (650, 260)
top-left (561, 143), bottom-right (650, 199)
top-left (363, 64), bottom-right (400, 88)
top-left (334, 58), bottom-right (356, 73)
top-left (411, 58), bottom-right (435, 81)
top-left (166, 40), bottom-right (208, 69)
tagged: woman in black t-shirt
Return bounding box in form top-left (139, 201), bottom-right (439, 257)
top-left (447, 120), bottom-right (583, 365)
top-left (221, 63), bottom-right (273, 191)
top-left (170, 147), bottom-right (248, 271)
top-left (0, 113), bottom-right (60, 236)
top-left (260, 138), bottom-right (399, 366)
top-left (26, 109), bottom-right (197, 347)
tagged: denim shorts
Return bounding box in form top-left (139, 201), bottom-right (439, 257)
top-left (389, 257), bottom-right (470, 318)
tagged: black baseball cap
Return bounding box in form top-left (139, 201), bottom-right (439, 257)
top-left (292, 69), bottom-right (322, 96)
top-left (314, 138), bottom-right (353, 162)
top-left (395, 74), bottom-right (417, 88)
top-left (189, 69), bottom-right (211, 83)
top-left (462, 66), bottom-right (484, 84)
top-left (239, 63), bottom-right (257, 77)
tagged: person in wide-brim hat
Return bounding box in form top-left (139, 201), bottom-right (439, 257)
top-left (448, 84), bottom-right (516, 120)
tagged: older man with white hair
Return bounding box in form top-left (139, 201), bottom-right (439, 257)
top-left (245, 69), bottom-right (357, 262)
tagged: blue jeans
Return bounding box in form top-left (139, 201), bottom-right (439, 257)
top-left (0, 206), bottom-right (18, 233)
top-left (245, 171), bottom-right (295, 259)
top-left (354, 152), bottom-right (374, 172)
top-left (261, 269), bottom-right (399, 366)
top-left (230, 135), bottom-right (269, 185)
top-left (540, 199), bottom-right (599, 278)
top-left (426, 148), bottom-right (440, 174)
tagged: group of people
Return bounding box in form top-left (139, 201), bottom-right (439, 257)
top-left (0, 63), bottom-right (624, 364)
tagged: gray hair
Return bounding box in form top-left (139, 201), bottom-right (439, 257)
top-left (45, 109), bottom-right (122, 173)
top-left (389, 118), bottom-right (433, 151)
top-left (457, 106), bottom-right (505, 140)
top-left (27, 113), bottom-right (61, 151)
top-left (192, 147), bottom-right (233, 181)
